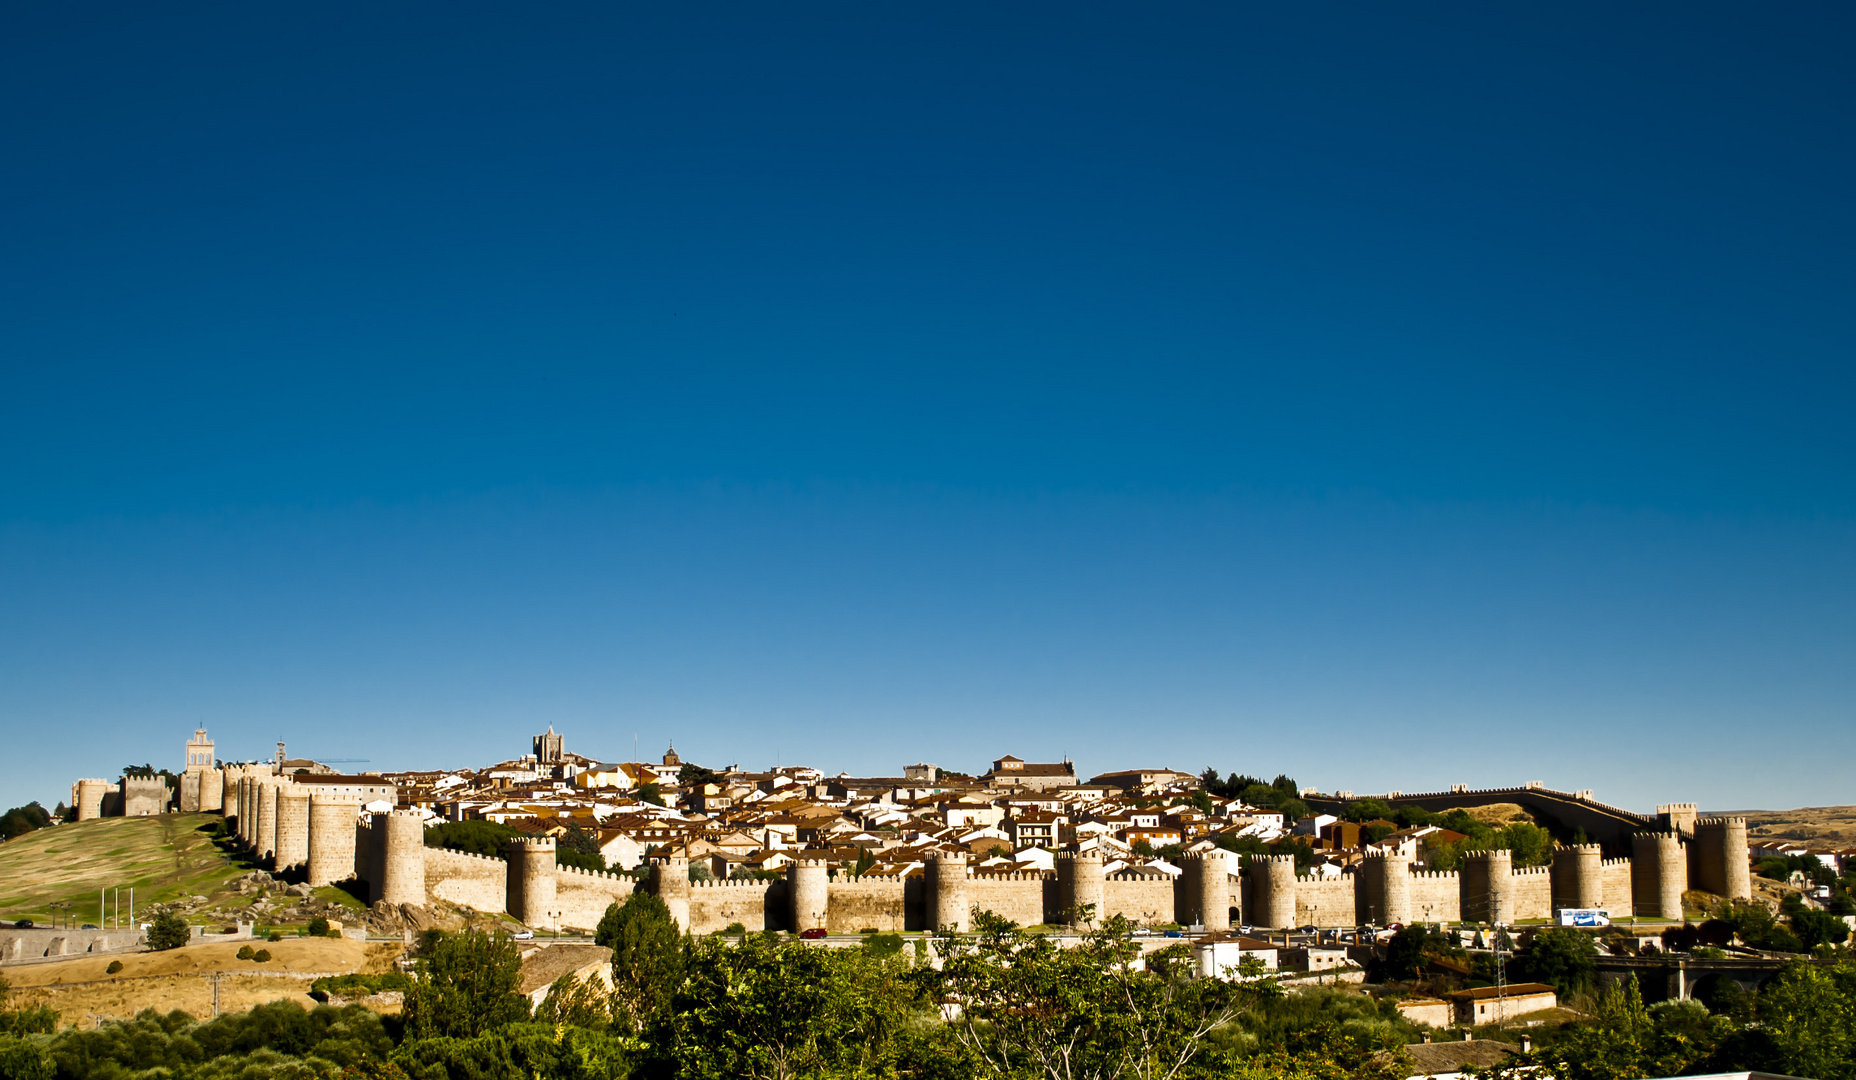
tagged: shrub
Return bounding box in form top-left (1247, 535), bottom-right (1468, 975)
top-left (267, 930), bottom-right (283, 942)
top-left (306, 917), bottom-right (330, 938)
top-left (145, 911), bottom-right (191, 952)
top-left (237, 945), bottom-right (256, 960)
top-left (253, 949), bottom-right (271, 963)
top-left (106, 960), bottom-right (124, 974)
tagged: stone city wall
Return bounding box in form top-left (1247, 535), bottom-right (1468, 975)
top-left (1293, 876), bottom-right (1357, 927)
top-left (422, 847), bottom-right (509, 913)
top-left (967, 872), bottom-right (1054, 929)
top-left (1103, 872), bottom-right (1177, 927)
top-left (1512, 865), bottom-right (1553, 920)
top-left (687, 877), bottom-right (780, 933)
top-left (1602, 858), bottom-right (1635, 914)
top-left (555, 865), bottom-right (638, 930)
top-left (1409, 870), bottom-right (1462, 923)
top-left (820, 876), bottom-right (917, 933)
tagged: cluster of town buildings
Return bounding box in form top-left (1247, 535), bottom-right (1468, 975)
top-left (383, 730), bottom-right (1285, 880)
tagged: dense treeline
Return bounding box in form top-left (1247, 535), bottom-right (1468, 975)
top-left (6, 899), bottom-right (1856, 1080)
top-left (422, 821), bottom-right (607, 873)
top-left (0, 803), bottom-right (55, 842)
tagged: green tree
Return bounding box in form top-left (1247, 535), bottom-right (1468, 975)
top-left (146, 910), bottom-right (191, 951)
top-left (594, 892), bottom-right (685, 1034)
top-left (934, 911), bottom-right (1253, 1080)
top-left (558, 822), bottom-right (607, 873)
top-left (1512, 927), bottom-right (1598, 995)
top-left (634, 783), bottom-right (664, 807)
top-left (424, 820), bottom-right (522, 859)
top-left (1714, 959), bottom-right (1856, 1079)
top-left (1343, 799), bottom-right (1394, 823)
top-left (657, 932), bottom-right (930, 1080)
top-left (535, 974), bottom-right (613, 1030)
top-left (404, 929), bottom-right (530, 1039)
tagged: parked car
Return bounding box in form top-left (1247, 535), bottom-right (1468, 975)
top-left (82, 923), bottom-right (99, 930)
top-left (1162, 930), bottom-right (1182, 938)
top-left (13, 919), bottom-right (32, 929)
top-left (512, 931), bottom-right (534, 940)
top-left (799, 928), bottom-right (828, 939)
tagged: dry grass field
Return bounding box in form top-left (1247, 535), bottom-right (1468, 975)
top-left (1724, 805), bottom-right (1856, 847)
top-left (0, 814), bottom-right (250, 926)
top-left (3, 937), bottom-right (405, 1029)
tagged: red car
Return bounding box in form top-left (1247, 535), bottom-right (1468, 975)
top-left (799, 928), bottom-right (827, 939)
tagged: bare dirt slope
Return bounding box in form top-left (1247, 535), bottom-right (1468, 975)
top-left (1719, 806), bottom-right (1856, 848)
top-left (3, 937), bottom-right (389, 1029)
top-left (0, 815), bottom-right (246, 925)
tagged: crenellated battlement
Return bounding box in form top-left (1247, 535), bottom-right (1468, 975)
top-left (689, 877), bottom-right (778, 889)
top-left (426, 847), bottom-right (506, 867)
top-left (975, 870), bottom-right (1056, 881)
top-left (556, 864), bottom-right (633, 883)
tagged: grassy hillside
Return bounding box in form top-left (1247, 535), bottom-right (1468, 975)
top-left (0, 813), bottom-right (248, 926)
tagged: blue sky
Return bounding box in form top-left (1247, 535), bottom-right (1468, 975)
top-left (3, 3), bottom-right (1852, 812)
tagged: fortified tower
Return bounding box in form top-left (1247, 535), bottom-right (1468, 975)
top-left (306, 793), bottom-right (360, 887)
top-left (651, 855), bottom-right (691, 931)
top-left (1361, 851), bottom-right (1414, 926)
top-left (789, 860), bottom-right (830, 932)
top-left (1691, 818), bottom-right (1751, 901)
top-left (1656, 803), bottom-right (1699, 837)
top-left (274, 785), bottom-right (310, 872)
top-left (237, 777), bottom-right (253, 844)
top-left (256, 780), bottom-right (279, 863)
top-left (1057, 851), bottom-right (1106, 928)
top-left (507, 838), bottom-right (559, 929)
top-left (1632, 831), bottom-right (1687, 920)
top-left (927, 852), bottom-right (969, 932)
top-left (73, 779), bottom-right (110, 822)
top-left (1190, 851), bottom-right (1232, 931)
top-left (371, 816), bottom-right (425, 909)
top-left (1551, 844), bottom-right (1604, 912)
top-left (1250, 855), bottom-right (1298, 929)
top-left (179, 730), bottom-right (219, 812)
top-left (1462, 849), bottom-right (1514, 925)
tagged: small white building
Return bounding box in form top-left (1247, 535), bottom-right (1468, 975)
top-left (1193, 933), bottom-right (1279, 980)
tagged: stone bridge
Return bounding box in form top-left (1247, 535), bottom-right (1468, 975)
top-left (1304, 785), bottom-right (1656, 853)
top-left (1595, 954), bottom-right (1809, 1004)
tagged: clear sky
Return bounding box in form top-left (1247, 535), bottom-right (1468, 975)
top-left (3, 3), bottom-right (1852, 814)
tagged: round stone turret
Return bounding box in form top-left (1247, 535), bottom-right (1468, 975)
top-left (1632, 831), bottom-right (1686, 920)
top-left (1251, 854), bottom-right (1298, 929)
top-left (1462, 849), bottom-right (1514, 925)
top-left (651, 855), bottom-right (691, 931)
top-left (306, 793), bottom-right (361, 887)
top-left (790, 860), bottom-right (830, 933)
top-left (256, 780), bottom-right (279, 863)
top-left (1551, 844), bottom-right (1604, 912)
top-left (928, 852), bottom-right (969, 932)
top-left (374, 810), bottom-right (427, 907)
top-left (1191, 851), bottom-right (1232, 931)
top-left (1057, 851), bottom-right (1105, 928)
top-left (1362, 851), bottom-right (1414, 926)
top-left (1691, 818), bottom-right (1750, 902)
top-left (507, 838), bottom-right (559, 929)
top-left (74, 779), bottom-right (110, 822)
top-left (235, 778), bottom-right (251, 843)
top-left (273, 785), bottom-right (310, 872)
